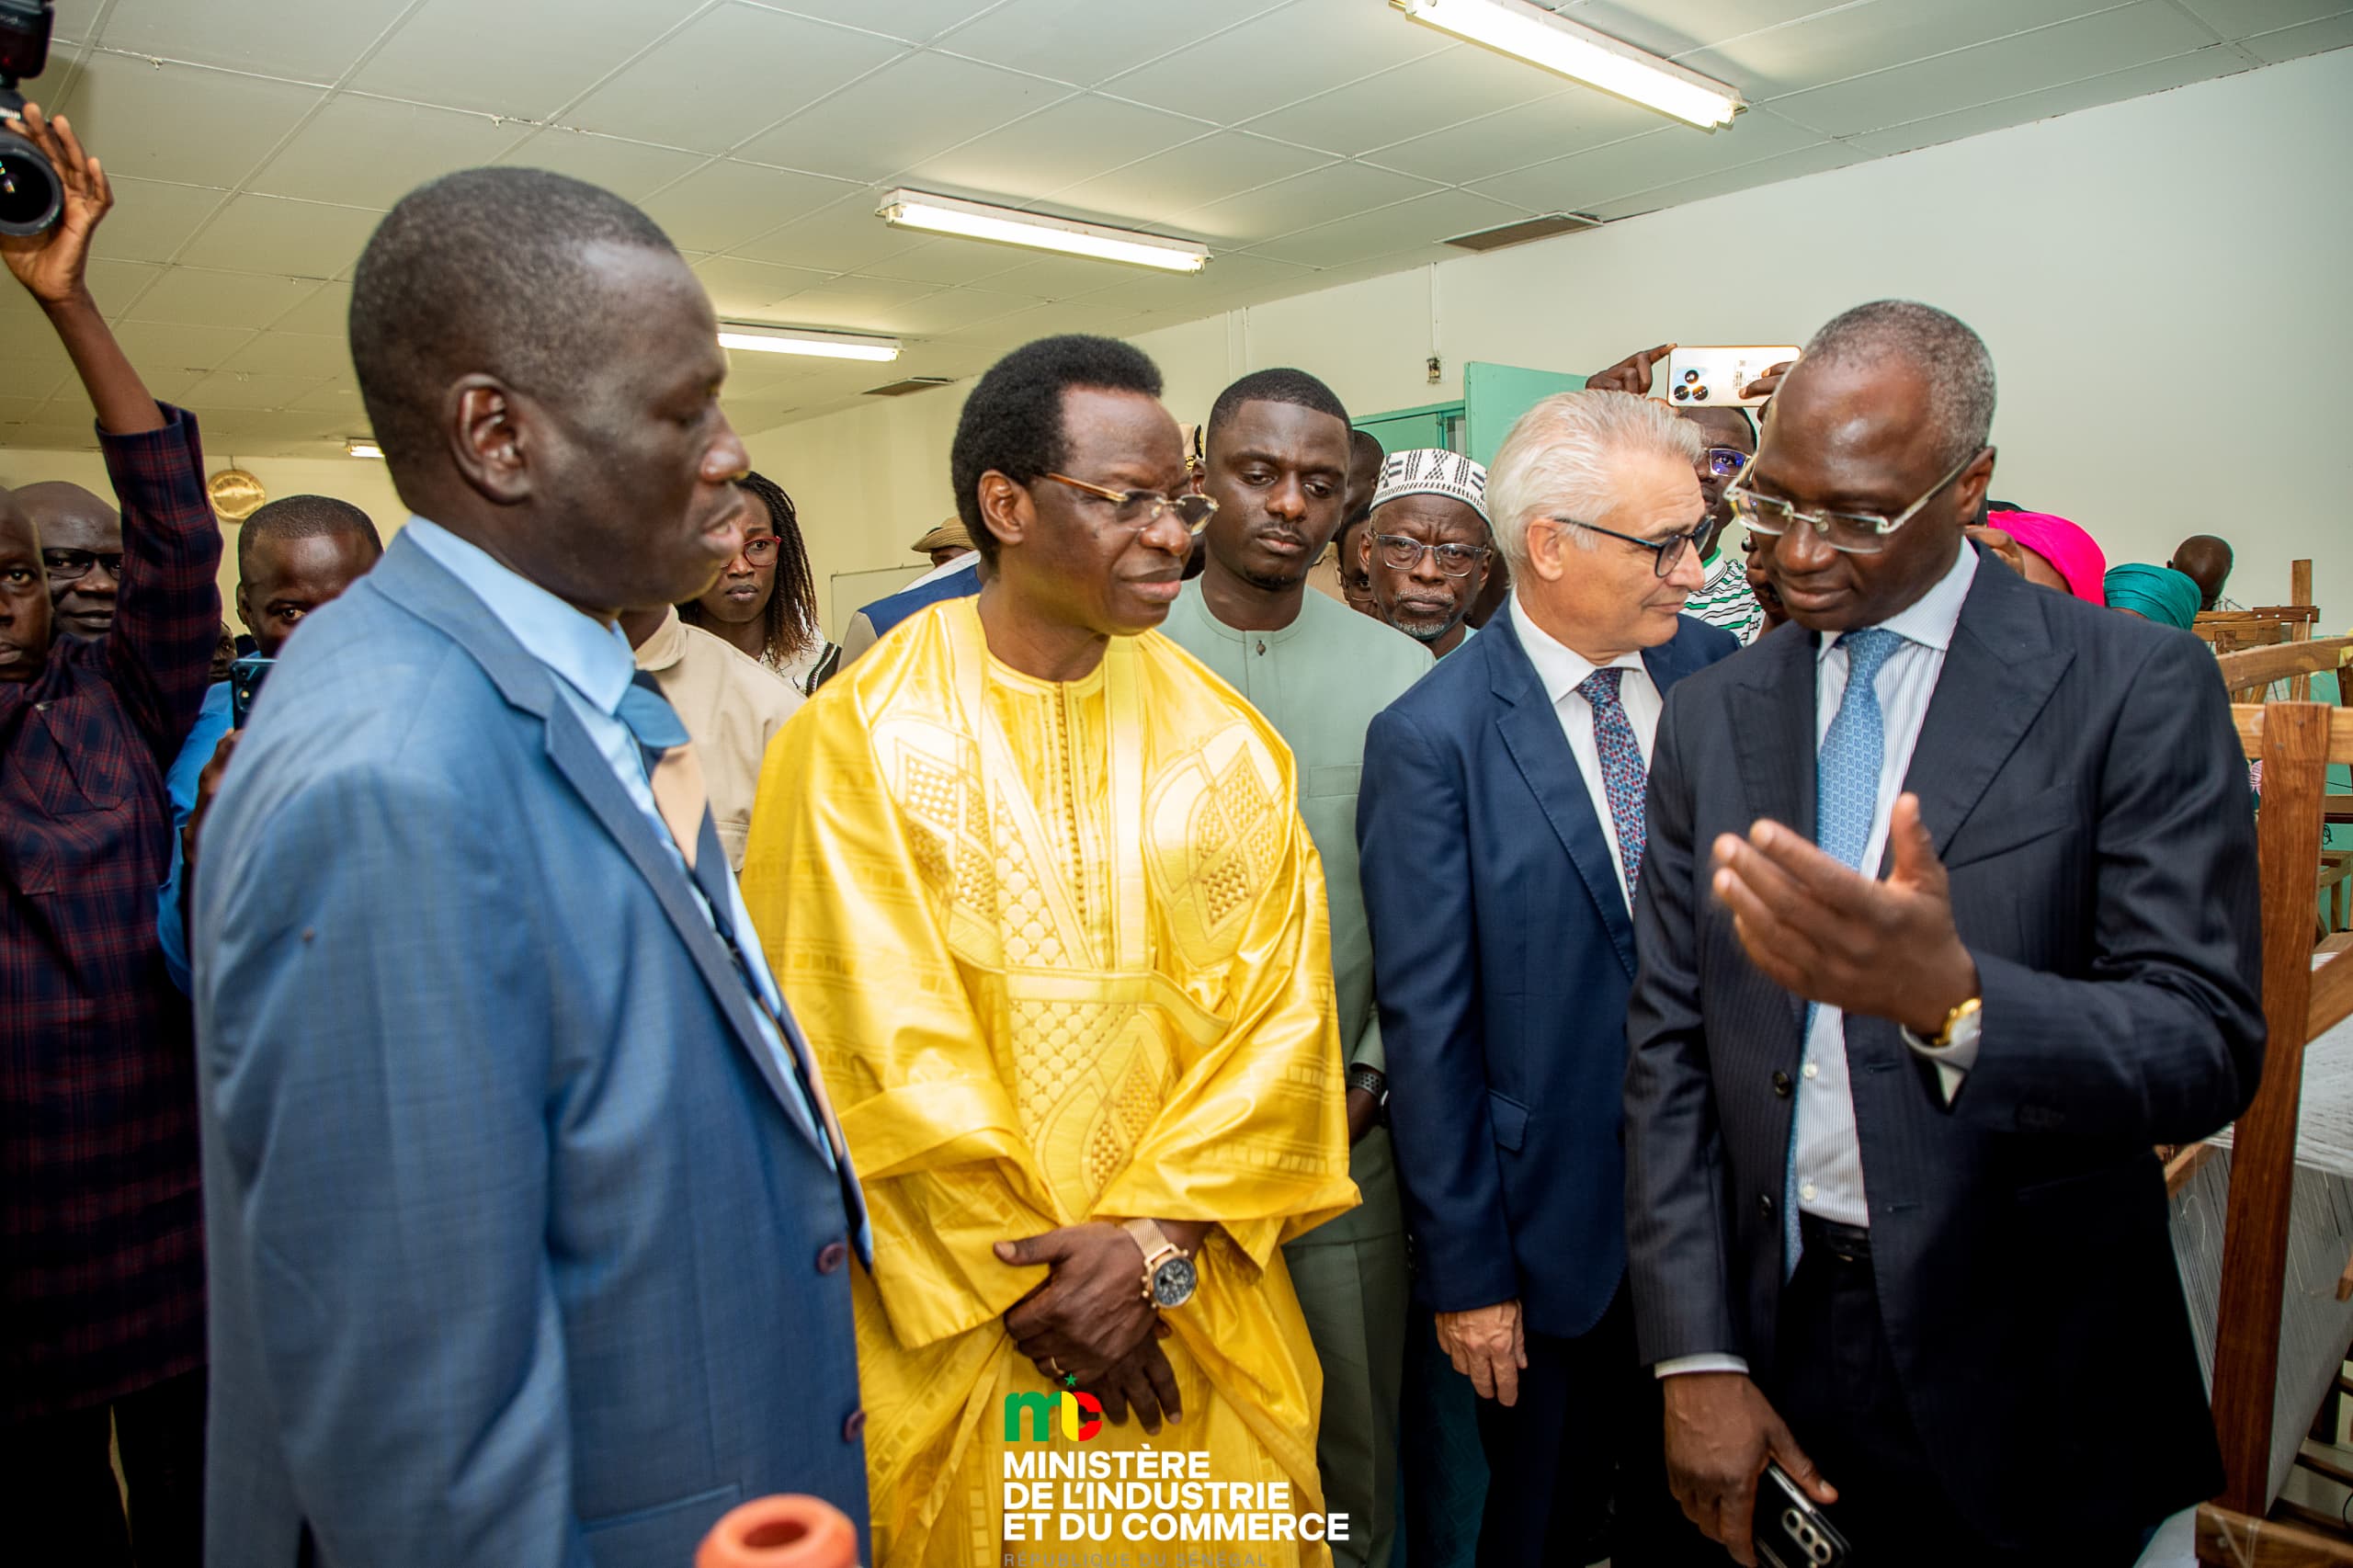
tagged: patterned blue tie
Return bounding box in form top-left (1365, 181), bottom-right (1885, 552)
top-left (1784, 628), bottom-right (1904, 1278)
top-left (1576, 666), bottom-right (1647, 898)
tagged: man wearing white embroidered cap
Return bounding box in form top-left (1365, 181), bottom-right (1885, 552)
top-left (1359, 449), bottom-right (1493, 658)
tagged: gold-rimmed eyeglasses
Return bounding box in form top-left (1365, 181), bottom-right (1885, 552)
top-left (1727, 447), bottom-right (1989, 556)
top-left (1040, 471), bottom-right (1218, 535)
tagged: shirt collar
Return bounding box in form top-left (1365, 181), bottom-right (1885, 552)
top-left (403, 516), bottom-right (637, 716)
top-left (1509, 590), bottom-right (1646, 707)
top-left (1813, 538), bottom-right (1978, 665)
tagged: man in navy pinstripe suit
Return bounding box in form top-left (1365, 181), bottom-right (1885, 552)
top-left (1625, 301), bottom-right (2263, 1566)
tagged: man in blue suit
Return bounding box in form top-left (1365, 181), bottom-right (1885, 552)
top-left (192, 169), bottom-right (870, 1567)
top-left (1360, 392), bottom-right (1734, 1566)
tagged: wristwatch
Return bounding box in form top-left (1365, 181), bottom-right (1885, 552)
top-left (1346, 1063), bottom-right (1390, 1125)
top-left (1913, 994), bottom-right (1983, 1053)
top-left (1120, 1218), bottom-right (1199, 1310)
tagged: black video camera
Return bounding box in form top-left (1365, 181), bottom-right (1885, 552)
top-left (0, 1), bottom-right (61, 238)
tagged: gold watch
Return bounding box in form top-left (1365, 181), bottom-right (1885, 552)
top-left (1120, 1218), bottom-right (1199, 1309)
top-left (1926, 994), bottom-right (1983, 1050)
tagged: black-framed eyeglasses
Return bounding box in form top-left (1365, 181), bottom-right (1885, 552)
top-left (1703, 446), bottom-right (1750, 480)
top-left (1727, 446), bottom-right (1989, 556)
top-left (1373, 534), bottom-right (1491, 577)
top-left (1041, 471), bottom-right (1217, 535)
top-left (1540, 516), bottom-right (1711, 578)
top-left (42, 548), bottom-right (123, 583)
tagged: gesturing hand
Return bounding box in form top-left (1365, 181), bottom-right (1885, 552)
top-left (1662, 1372), bottom-right (1835, 1566)
top-left (1737, 358), bottom-right (1797, 402)
top-left (1711, 794), bottom-right (1979, 1039)
top-left (0, 103), bottom-right (111, 308)
top-left (997, 1222), bottom-right (1157, 1386)
top-left (1434, 1300), bottom-right (1527, 1405)
top-left (1586, 344), bottom-right (1675, 397)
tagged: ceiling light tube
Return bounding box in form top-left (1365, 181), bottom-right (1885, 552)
top-left (1391, 0), bottom-right (1744, 129)
top-left (718, 323), bottom-right (903, 362)
top-left (346, 438), bottom-right (383, 459)
top-left (878, 189), bottom-right (1209, 273)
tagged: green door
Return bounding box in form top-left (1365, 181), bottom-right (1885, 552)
top-left (1354, 400), bottom-right (1464, 457)
top-left (1463, 361), bottom-right (1587, 469)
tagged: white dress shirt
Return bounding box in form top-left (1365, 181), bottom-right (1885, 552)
top-left (1508, 592), bottom-right (1662, 912)
top-left (1658, 543), bottom-right (1980, 1380)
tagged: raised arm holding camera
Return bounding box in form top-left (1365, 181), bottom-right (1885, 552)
top-left (0, 97), bottom-right (223, 1568)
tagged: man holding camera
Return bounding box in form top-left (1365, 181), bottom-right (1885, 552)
top-left (0, 101), bottom-right (223, 1567)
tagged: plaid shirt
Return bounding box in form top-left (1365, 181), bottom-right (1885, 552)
top-left (1, 408), bottom-right (220, 1420)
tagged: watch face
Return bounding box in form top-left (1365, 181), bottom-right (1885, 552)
top-left (1150, 1254), bottom-right (1198, 1309)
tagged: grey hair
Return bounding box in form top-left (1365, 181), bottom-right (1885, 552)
top-left (1798, 300), bottom-right (1996, 469)
top-left (1486, 390), bottom-right (1703, 573)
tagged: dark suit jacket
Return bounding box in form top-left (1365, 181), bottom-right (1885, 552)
top-left (1624, 547), bottom-right (2264, 1546)
top-left (1360, 609), bottom-right (1736, 1339)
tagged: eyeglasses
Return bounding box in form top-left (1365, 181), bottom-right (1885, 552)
top-left (1540, 517), bottom-right (1712, 579)
top-left (1703, 447), bottom-right (1750, 480)
top-left (42, 548), bottom-right (124, 583)
top-left (1373, 534), bottom-right (1491, 577)
top-left (737, 536), bottom-right (780, 565)
top-left (1041, 472), bottom-right (1217, 535)
top-left (1727, 447), bottom-right (1987, 556)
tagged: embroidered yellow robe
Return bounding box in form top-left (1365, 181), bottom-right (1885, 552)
top-left (741, 598), bottom-right (1358, 1567)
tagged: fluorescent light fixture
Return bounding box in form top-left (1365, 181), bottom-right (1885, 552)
top-left (346, 438), bottom-right (382, 460)
top-left (879, 188), bottom-right (1209, 273)
top-left (719, 323), bottom-right (903, 362)
top-left (1391, 0), bottom-right (1744, 129)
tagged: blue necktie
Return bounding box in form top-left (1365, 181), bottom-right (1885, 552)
top-left (1575, 666), bottom-right (1647, 898)
top-left (1783, 628), bottom-right (1904, 1278)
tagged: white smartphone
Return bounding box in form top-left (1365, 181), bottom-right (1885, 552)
top-left (1661, 345), bottom-right (1800, 409)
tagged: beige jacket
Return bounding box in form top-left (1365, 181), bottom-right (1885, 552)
top-left (631, 608), bottom-right (803, 869)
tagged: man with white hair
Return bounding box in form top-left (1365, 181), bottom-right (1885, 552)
top-left (1359, 449), bottom-right (1493, 658)
top-left (1358, 392), bottom-right (1736, 1565)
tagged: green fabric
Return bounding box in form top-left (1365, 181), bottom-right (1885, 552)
top-left (2102, 562), bottom-right (2202, 629)
top-left (1282, 1172), bottom-right (1409, 1568)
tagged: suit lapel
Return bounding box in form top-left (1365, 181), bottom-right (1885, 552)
top-left (372, 538), bottom-right (831, 1156)
top-left (1890, 555), bottom-right (2072, 869)
top-left (1484, 616), bottom-right (1639, 975)
top-left (1731, 622), bottom-right (1819, 843)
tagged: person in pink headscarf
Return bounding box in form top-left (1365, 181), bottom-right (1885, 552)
top-left (1965, 508), bottom-right (2108, 602)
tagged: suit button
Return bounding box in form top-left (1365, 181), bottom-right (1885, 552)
top-left (1758, 1193), bottom-right (1775, 1218)
top-left (843, 1408), bottom-right (866, 1444)
top-left (816, 1241), bottom-right (848, 1275)
top-left (1771, 1070), bottom-right (1792, 1096)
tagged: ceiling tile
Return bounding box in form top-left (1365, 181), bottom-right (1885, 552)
top-left (191, 408), bottom-right (348, 444)
top-left (1681, 0), bottom-right (2132, 101)
top-left (2242, 10), bottom-right (2353, 58)
top-left (748, 0), bottom-right (1006, 44)
top-left (1062, 251), bottom-right (1318, 312)
top-left (350, 0), bottom-right (707, 121)
top-left (879, 287), bottom-right (1048, 335)
top-left (0, 395), bottom-right (49, 424)
top-left (221, 333), bottom-right (357, 380)
top-left (1177, 160), bottom-right (1444, 243)
top-left (1468, 106), bottom-right (1823, 210)
top-left (1359, 86), bottom-right (1664, 185)
top-left (3, 421), bottom-right (106, 450)
top-left (736, 51), bottom-right (1073, 183)
top-left (249, 97), bottom-right (532, 210)
top-left (83, 258), bottom-right (166, 311)
top-left (935, 0), bottom-right (1285, 87)
top-left (123, 268), bottom-right (323, 331)
top-left (98, 0), bottom-right (412, 84)
top-left (85, 177), bottom-right (231, 266)
top-left (853, 240), bottom-right (1040, 288)
top-left (176, 195), bottom-right (382, 278)
top-left (269, 282), bottom-right (356, 337)
top-left (2176, 0), bottom-right (2353, 38)
top-left (110, 321), bottom-right (259, 375)
top-left (1050, 131), bottom-right (1332, 228)
top-left (1766, 1), bottom-right (2222, 137)
top-left (694, 256), bottom-right (837, 317)
top-left (732, 195), bottom-right (929, 274)
top-left (289, 381), bottom-right (368, 416)
top-left (641, 159), bottom-right (863, 254)
top-left (0, 317), bottom-right (73, 398)
top-left (496, 129), bottom-right (710, 201)
top-left (754, 276), bottom-right (942, 332)
top-left (1241, 46), bottom-right (1573, 157)
top-left (181, 370), bottom-right (333, 412)
top-left (933, 296), bottom-right (1153, 345)
top-left (57, 55), bottom-right (326, 187)
top-left (901, 93), bottom-right (1213, 205)
top-left (953, 252), bottom-right (1178, 299)
top-left (1555, 0), bottom-right (1887, 58)
top-left (1246, 187), bottom-right (1535, 267)
top-left (1584, 138), bottom-right (1866, 220)
top-left (564, 5), bottom-right (910, 154)
top-left (1843, 46), bottom-right (2257, 155)
top-left (1101, 0), bottom-right (1455, 123)
top-left (722, 397), bottom-right (813, 437)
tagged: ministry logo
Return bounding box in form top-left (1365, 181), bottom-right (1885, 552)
top-left (1004, 1388), bottom-right (1104, 1442)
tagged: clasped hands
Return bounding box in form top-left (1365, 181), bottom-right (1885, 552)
top-left (1711, 794), bottom-right (1979, 1038)
top-left (995, 1221), bottom-right (1184, 1435)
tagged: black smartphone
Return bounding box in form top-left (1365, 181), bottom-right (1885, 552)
top-left (229, 653), bottom-right (275, 728)
top-left (1755, 1461), bottom-right (1851, 1568)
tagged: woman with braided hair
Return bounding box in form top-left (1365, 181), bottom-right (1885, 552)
top-left (680, 469), bottom-right (831, 691)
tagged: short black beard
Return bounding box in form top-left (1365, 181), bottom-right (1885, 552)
top-left (1234, 560), bottom-right (1307, 595)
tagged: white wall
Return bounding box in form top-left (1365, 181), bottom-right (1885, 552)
top-left (10, 48), bottom-right (2347, 631)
